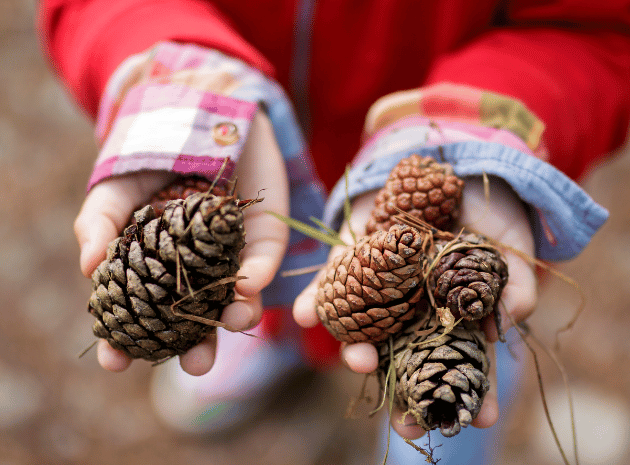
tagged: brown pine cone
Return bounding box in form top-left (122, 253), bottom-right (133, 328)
top-left (366, 154), bottom-right (464, 234)
top-left (88, 191), bottom-right (245, 361)
top-left (430, 234), bottom-right (508, 321)
top-left (378, 318), bottom-right (490, 437)
top-left (143, 175), bottom-right (228, 217)
top-left (316, 224), bottom-right (428, 343)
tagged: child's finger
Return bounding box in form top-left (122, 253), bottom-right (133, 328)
top-left (74, 172), bottom-right (175, 277)
top-left (97, 339), bottom-right (133, 372)
top-left (235, 211), bottom-right (289, 298)
top-left (75, 183), bottom-right (137, 277)
top-left (293, 243), bottom-right (350, 328)
top-left (221, 293), bottom-right (263, 331)
top-left (231, 110), bottom-right (290, 299)
top-left (390, 407), bottom-right (427, 440)
top-left (179, 336), bottom-right (217, 376)
top-left (293, 267), bottom-right (326, 328)
top-left (340, 342), bottom-right (378, 374)
top-left (499, 249), bottom-right (538, 332)
top-left (471, 343), bottom-right (499, 428)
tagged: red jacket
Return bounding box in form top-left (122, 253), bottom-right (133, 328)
top-left (39, 0), bottom-right (630, 189)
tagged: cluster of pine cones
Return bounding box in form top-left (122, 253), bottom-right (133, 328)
top-left (85, 154), bottom-right (508, 438)
top-left (315, 154), bottom-right (509, 437)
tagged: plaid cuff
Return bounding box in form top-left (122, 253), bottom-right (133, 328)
top-left (89, 40), bottom-right (278, 191)
top-left (89, 83), bottom-right (257, 190)
top-left (354, 115), bottom-right (538, 167)
top-left (363, 83), bottom-right (548, 160)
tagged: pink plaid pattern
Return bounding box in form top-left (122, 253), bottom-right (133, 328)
top-left (89, 44), bottom-right (260, 191)
top-left (355, 115), bottom-right (538, 166)
top-left (363, 82), bottom-right (549, 162)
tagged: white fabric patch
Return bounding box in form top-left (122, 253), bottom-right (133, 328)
top-left (119, 107), bottom-right (197, 156)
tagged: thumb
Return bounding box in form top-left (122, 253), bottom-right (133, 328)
top-left (74, 182), bottom-right (138, 277)
top-left (233, 110), bottom-right (290, 297)
top-left (74, 172), bottom-right (175, 277)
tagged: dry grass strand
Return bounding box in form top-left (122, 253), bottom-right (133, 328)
top-left (503, 302), bottom-right (576, 465)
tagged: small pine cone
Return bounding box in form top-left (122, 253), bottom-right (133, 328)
top-left (378, 319), bottom-right (490, 437)
top-left (316, 224), bottom-right (428, 343)
top-left (430, 234), bottom-right (508, 320)
top-left (88, 192), bottom-right (245, 361)
top-left (366, 154), bottom-right (464, 234)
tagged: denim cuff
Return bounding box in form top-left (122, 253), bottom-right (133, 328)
top-left (323, 140), bottom-right (608, 261)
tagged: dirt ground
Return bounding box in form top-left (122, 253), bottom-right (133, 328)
top-left (1, 3), bottom-right (629, 464)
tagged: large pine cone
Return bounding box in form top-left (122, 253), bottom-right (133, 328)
top-left (430, 234), bottom-right (508, 321)
top-left (366, 154), bottom-right (464, 234)
top-left (88, 192), bottom-right (245, 361)
top-left (316, 224), bottom-right (428, 343)
top-left (378, 318), bottom-right (490, 437)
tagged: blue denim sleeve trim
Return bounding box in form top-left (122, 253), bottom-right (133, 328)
top-left (323, 140), bottom-right (608, 261)
top-left (231, 73), bottom-right (330, 306)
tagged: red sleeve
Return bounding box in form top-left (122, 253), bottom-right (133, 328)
top-left (425, 1), bottom-right (630, 180)
top-left (37, 0), bottom-right (274, 118)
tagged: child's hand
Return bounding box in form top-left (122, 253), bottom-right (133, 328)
top-left (293, 176), bottom-right (537, 439)
top-left (75, 111), bottom-right (289, 375)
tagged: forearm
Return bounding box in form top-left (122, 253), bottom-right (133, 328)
top-left (37, 0), bottom-right (274, 116)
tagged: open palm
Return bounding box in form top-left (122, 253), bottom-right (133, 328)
top-left (293, 176), bottom-right (537, 439)
top-left (75, 111), bottom-right (290, 375)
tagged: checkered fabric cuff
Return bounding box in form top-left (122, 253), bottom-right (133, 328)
top-left (89, 83), bottom-right (257, 190)
top-left (88, 40), bottom-right (280, 191)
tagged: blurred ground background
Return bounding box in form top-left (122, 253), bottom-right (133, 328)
top-left (1, 2), bottom-right (629, 464)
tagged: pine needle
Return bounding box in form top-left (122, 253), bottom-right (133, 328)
top-left (280, 263), bottom-right (326, 278)
top-left (170, 275), bottom-right (246, 309)
top-left (176, 251), bottom-right (182, 297)
top-left (344, 165), bottom-right (357, 244)
top-left (408, 320), bottom-right (462, 350)
top-left (371, 358), bottom-right (392, 417)
top-left (377, 336), bottom-right (397, 465)
top-left (413, 312), bottom-right (440, 337)
top-left (309, 216), bottom-right (342, 240)
top-left (151, 355), bottom-right (177, 366)
top-left (170, 308), bottom-right (257, 336)
top-left (391, 207), bottom-right (456, 242)
top-left (177, 250), bottom-right (195, 298)
top-left (504, 303), bottom-right (573, 465)
top-left (344, 373), bottom-right (372, 419)
top-left (527, 326), bottom-right (580, 465)
top-left (78, 339), bottom-right (98, 359)
top-left (265, 211), bottom-right (347, 247)
top-left (206, 157), bottom-right (231, 197)
top-left (403, 433), bottom-right (441, 464)
top-left (238, 193), bottom-right (265, 210)
top-left (482, 171), bottom-right (490, 204)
